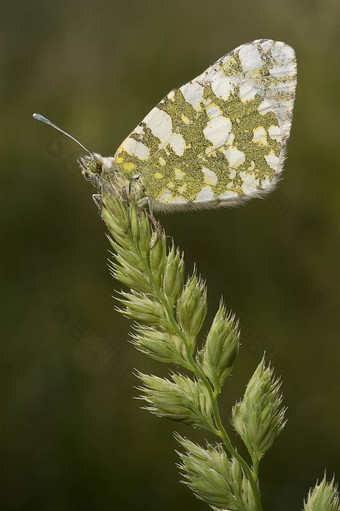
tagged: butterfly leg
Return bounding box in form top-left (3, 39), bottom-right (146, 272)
top-left (92, 194), bottom-right (102, 213)
top-left (137, 197), bottom-right (163, 246)
top-left (121, 185), bottom-right (133, 233)
top-left (124, 184), bottom-right (163, 243)
top-left (92, 175), bottom-right (104, 218)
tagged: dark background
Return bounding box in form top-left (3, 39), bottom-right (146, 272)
top-left (2, 0), bottom-right (340, 509)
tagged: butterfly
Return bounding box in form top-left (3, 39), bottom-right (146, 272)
top-left (34, 39), bottom-right (297, 213)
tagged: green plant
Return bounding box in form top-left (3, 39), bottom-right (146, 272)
top-left (97, 191), bottom-right (338, 511)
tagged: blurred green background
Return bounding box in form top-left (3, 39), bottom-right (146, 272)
top-left (2, 0), bottom-right (340, 509)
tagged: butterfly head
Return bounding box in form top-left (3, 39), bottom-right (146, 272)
top-left (78, 152), bottom-right (141, 203)
top-left (78, 153), bottom-right (115, 182)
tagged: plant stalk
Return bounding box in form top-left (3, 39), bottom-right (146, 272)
top-left (116, 213), bottom-right (264, 511)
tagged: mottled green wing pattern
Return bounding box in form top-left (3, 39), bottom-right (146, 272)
top-left (114, 39), bottom-right (297, 211)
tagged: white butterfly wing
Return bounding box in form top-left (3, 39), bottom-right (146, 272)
top-left (114, 39), bottom-right (297, 211)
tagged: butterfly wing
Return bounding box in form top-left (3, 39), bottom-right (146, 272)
top-left (114, 39), bottom-right (297, 211)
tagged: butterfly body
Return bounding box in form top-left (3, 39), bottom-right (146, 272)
top-left (79, 39), bottom-right (297, 212)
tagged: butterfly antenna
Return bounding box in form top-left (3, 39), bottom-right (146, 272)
top-left (33, 113), bottom-right (92, 155)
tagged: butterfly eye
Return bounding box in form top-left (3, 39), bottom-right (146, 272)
top-left (88, 160), bottom-right (97, 173)
top-left (88, 159), bottom-right (102, 174)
